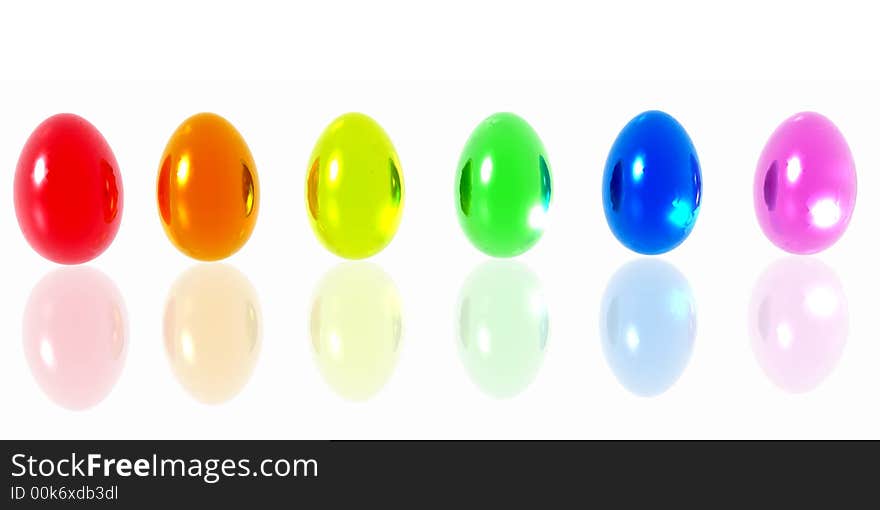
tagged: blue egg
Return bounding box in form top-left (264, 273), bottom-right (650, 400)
top-left (599, 259), bottom-right (696, 397)
top-left (602, 110), bottom-right (702, 254)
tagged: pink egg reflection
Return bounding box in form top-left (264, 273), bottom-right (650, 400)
top-left (23, 267), bottom-right (128, 410)
top-left (748, 258), bottom-right (847, 393)
top-left (754, 112), bottom-right (857, 254)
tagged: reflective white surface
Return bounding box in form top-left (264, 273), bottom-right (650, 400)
top-left (1, 81), bottom-right (879, 440)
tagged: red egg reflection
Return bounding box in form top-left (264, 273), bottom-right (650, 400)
top-left (23, 267), bottom-right (128, 410)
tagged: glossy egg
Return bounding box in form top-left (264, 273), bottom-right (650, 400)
top-left (456, 112), bottom-right (552, 257)
top-left (310, 263), bottom-right (402, 401)
top-left (600, 259), bottom-right (696, 397)
top-left (23, 267), bottom-right (128, 410)
top-left (306, 113), bottom-right (404, 259)
top-left (602, 110), bottom-right (701, 254)
top-left (754, 112), bottom-right (856, 254)
top-left (164, 264), bottom-right (262, 404)
top-left (749, 257), bottom-right (847, 393)
top-left (157, 113), bottom-right (259, 261)
top-left (457, 260), bottom-right (548, 398)
top-left (14, 113), bottom-right (123, 264)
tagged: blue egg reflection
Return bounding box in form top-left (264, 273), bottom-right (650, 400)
top-left (458, 260), bottom-right (548, 399)
top-left (599, 258), bottom-right (696, 396)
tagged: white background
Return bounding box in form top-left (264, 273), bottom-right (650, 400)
top-left (1, 2), bottom-right (879, 439)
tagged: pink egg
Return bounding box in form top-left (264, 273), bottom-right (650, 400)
top-left (754, 112), bottom-right (857, 254)
top-left (23, 267), bottom-right (128, 410)
top-left (749, 257), bottom-right (847, 393)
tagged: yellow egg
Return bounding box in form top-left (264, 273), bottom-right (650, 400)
top-left (306, 113), bottom-right (404, 258)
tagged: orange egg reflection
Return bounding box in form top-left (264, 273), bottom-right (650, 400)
top-left (157, 112), bottom-right (259, 260)
top-left (163, 264), bottom-right (262, 404)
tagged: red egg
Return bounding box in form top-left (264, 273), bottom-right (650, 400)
top-left (14, 114), bottom-right (123, 264)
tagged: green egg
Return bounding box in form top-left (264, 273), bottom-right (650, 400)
top-left (455, 112), bottom-right (552, 257)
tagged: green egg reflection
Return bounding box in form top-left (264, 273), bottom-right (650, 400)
top-left (310, 263), bottom-right (402, 401)
top-left (457, 260), bottom-right (549, 398)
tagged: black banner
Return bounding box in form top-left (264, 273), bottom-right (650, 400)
top-left (3, 440), bottom-right (878, 506)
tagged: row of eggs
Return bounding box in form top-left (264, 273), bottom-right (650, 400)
top-left (14, 110), bottom-right (858, 263)
top-left (25, 257), bottom-right (845, 409)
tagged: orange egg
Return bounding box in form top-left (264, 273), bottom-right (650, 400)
top-left (157, 113), bottom-right (259, 260)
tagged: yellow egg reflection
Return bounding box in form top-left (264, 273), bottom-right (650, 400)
top-left (310, 263), bottom-right (402, 401)
top-left (164, 264), bottom-right (262, 404)
top-left (306, 113), bottom-right (405, 259)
